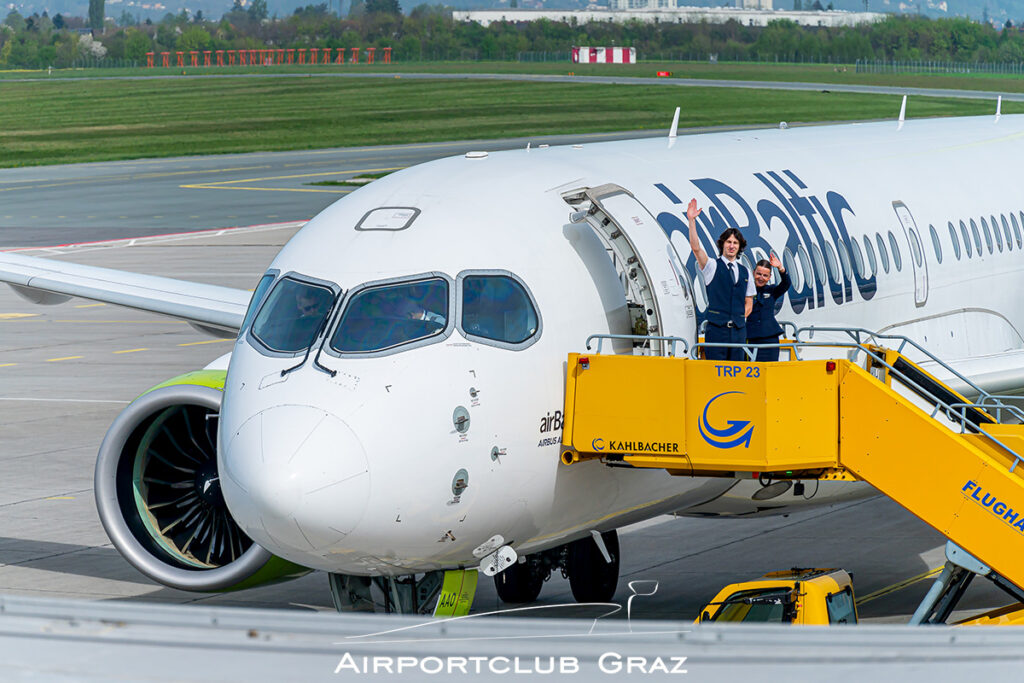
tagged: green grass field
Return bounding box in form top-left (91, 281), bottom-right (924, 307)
top-left (0, 73), bottom-right (1017, 167)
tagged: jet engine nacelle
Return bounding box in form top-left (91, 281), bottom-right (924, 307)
top-left (94, 371), bottom-right (309, 591)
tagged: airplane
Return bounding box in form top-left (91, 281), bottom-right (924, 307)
top-left (2, 104), bottom-right (1021, 613)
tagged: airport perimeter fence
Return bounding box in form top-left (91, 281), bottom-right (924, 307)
top-left (855, 58), bottom-right (1024, 75)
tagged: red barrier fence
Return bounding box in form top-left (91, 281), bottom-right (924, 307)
top-left (145, 48), bottom-right (393, 68)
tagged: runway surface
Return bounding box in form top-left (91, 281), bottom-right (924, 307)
top-left (0, 136), bottom-right (1012, 624)
top-left (12, 70), bottom-right (1024, 104)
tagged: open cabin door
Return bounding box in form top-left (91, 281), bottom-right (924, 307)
top-left (563, 183), bottom-right (696, 356)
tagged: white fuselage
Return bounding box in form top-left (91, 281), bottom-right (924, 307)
top-left (217, 114), bottom-right (1024, 575)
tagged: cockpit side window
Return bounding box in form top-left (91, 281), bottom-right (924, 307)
top-left (240, 272), bottom-right (277, 334)
top-left (457, 271), bottom-right (540, 350)
top-left (331, 277), bottom-right (449, 354)
top-left (250, 276), bottom-right (336, 355)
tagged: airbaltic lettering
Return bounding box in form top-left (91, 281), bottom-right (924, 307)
top-left (540, 410), bottom-right (563, 433)
top-left (962, 480), bottom-right (1024, 532)
top-left (654, 170), bottom-right (877, 322)
top-left (605, 440), bottom-right (680, 453)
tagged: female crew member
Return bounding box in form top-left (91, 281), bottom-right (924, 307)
top-left (746, 254), bottom-right (791, 362)
top-left (686, 199), bottom-right (754, 361)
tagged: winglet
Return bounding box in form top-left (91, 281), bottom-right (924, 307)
top-left (669, 106), bottom-right (680, 140)
top-left (898, 95), bottom-right (907, 130)
top-left (996, 95), bottom-right (1002, 122)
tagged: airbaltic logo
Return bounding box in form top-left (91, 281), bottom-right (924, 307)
top-left (962, 480), bottom-right (1024, 533)
top-left (698, 391), bottom-right (754, 449)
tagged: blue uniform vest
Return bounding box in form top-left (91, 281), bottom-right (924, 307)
top-left (746, 271), bottom-right (791, 338)
top-left (706, 259), bottom-right (747, 328)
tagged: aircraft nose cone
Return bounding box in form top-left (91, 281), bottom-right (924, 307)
top-left (220, 405), bottom-right (369, 557)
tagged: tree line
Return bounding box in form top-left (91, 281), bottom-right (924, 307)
top-left (3, 6), bottom-right (1024, 69)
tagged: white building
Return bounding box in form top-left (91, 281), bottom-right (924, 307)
top-left (454, 6), bottom-right (884, 28)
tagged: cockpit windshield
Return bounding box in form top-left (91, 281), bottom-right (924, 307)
top-left (250, 277), bottom-right (336, 354)
top-left (330, 278), bottom-right (448, 353)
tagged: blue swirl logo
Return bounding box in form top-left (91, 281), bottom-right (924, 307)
top-left (698, 391), bottom-right (754, 449)
top-left (592, 438), bottom-right (605, 451)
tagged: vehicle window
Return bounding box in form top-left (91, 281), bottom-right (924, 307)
top-left (797, 245), bottom-right (815, 286)
top-left (888, 232), bottom-right (902, 271)
top-left (862, 235), bottom-right (877, 276)
top-left (875, 233), bottom-right (890, 274)
top-left (708, 588), bottom-right (794, 624)
top-left (462, 275), bottom-right (539, 345)
top-left (970, 219), bottom-right (983, 254)
top-left (985, 216), bottom-right (1001, 253)
top-left (849, 238), bottom-right (865, 278)
top-left (1000, 215), bottom-right (1013, 251)
top-left (241, 273), bottom-right (276, 333)
top-left (826, 588), bottom-right (857, 625)
top-left (1013, 213), bottom-right (1023, 249)
top-left (908, 229), bottom-right (923, 267)
top-left (331, 278), bottom-right (448, 353)
top-left (810, 244), bottom-right (828, 284)
top-left (960, 220), bottom-right (973, 258)
top-left (928, 225), bottom-right (942, 264)
top-left (783, 248), bottom-right (801, 289)
top-left (947, 222), bottom-right (961, 260)
top-left (251, 277), bottom-right (336, 354)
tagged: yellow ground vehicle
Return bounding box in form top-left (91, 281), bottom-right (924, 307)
top-left (696, 568), bottom-right (857, 625)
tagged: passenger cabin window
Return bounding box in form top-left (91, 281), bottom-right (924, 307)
top-left (929, 224), bottom-right (942, 264)
top-left (331, 278), bottom-right (449, 353)
top-left (999, 215), bottom-right (1012, 252)
top-left (823, 242), bottom-right (840, 282)
top-left (242, 273), bottom-right (276, 333)
top-left (783, 248), bottom-right (801, 289)
top-left (849, 238), bottom-right (866, 278)
top-left (948, 222), bottom-right (961, 260)
top-left (875, 233), bottom-right (890, 274)
top-left (970, 219), bottom-right (983, 255)
top-left (1012, 213), bottom-right (1023, 249)
top-left (862, 235), bottom-right (877, 276)
top-left (797, 246), bottom-right (815, 287)
top-left (986, 217), bottom-right (1001, 253)
top-left (1018, 212), bottom-right (1024, 247)
top-left (810, 244), bottom-right (828, 285)
top-left (908, 228), bottom-right (924, 267)
top-left (888, 231), bottom-right (902, 271)
top-left (461, 274), bottom-right (539, 346)
top-left (251, 277), bottom-right (336, 354)
top-left (960, 220), bottom-right (973, 258)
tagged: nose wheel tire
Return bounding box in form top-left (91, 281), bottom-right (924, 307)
top-left (566, 530), bottom-right (619, 603)
top-left (494, 558), bottom-right (545, 604)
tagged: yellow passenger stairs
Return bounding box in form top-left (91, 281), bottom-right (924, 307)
top-left (560, 328), bottom-right (1024, 623)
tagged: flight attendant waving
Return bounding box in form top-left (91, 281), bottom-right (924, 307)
top-left (686, 199), bottom-right (755, 361)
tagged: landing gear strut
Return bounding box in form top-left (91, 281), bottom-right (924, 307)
top-left (328, 571), bottom-right (443, 614)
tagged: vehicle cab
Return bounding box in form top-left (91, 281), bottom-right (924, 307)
top-left (696, 568), bottom-right (858, 625)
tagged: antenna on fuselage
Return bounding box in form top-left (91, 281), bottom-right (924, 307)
top-left (668, 107), bottom-right (680, 148)
top-left (996, 95), bottom-right (1003, 122)
top-left (898, 95), bottom-right (907, 131)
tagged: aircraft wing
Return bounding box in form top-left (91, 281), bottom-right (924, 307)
top-left (0, 252), bottom-right (249, 336)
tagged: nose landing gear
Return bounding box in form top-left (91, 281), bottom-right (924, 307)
top-left (493, 529), bottom-right (620, 605)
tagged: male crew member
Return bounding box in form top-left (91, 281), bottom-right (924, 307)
top-left (747, 254), bottom-right (791, 362)
top-left (686, 199), bottom-right (755, 361)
